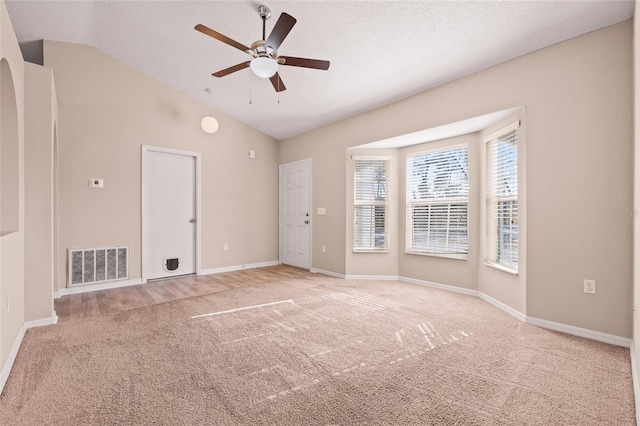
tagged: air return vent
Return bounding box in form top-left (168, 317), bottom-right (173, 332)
top-left (67, 246), bottom-right (129, 287)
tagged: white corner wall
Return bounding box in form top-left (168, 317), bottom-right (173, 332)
top-left (0, 0), bottom-right (26, 385)
top-left (24, 62), bottom-right (56, 322)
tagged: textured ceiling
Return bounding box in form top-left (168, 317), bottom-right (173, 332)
top-left (5, 1), bottom-right (634, 140)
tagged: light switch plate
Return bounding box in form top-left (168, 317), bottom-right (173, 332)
top-left (317, 208), bottom-right (326, 215)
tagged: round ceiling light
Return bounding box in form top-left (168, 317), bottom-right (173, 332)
top-left (201, 116), bottom-right (219, 134)
top-left (250, 57), bottom-right (278, 78)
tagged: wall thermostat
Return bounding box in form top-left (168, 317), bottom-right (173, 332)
top-left (89, 178), bottom-right (104, 188)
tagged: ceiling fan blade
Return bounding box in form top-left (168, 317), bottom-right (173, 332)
top-left (195, 24), bottom-right (250, 53)
top-left (213, 61), bottom-right (251, 77)
top-left (265, 13), bottom-right (296, 52)
top-left (279, 56), bottom-right (330, 70)
top-left (269, 73), bottom-right (286, 92)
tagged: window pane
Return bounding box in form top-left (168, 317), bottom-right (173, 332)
top-left (486, 129), bottom-right (518, 271)
top-left (355, 205), bottom-right (387, 249)
top-left (406, 147), bottom-right (469, 257)
top-left (409, 202), bottom-right (469, 255)
top-left (354, 159), bottom-right (389, 250)
top-left (407, 148), bottom-right (468, 201)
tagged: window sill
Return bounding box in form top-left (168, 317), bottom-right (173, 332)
top-left (353, 249), bottom-right (390, 254)
top-left (484, 262), bottom-right (518, 275)
top-left (405, 251), bottom-right (468, 261)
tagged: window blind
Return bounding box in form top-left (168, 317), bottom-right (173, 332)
top-left (406, 147), bottom-right (469, 257)
top-left (486, 129), bottom-right (518, 271)
top-left (354, 158), bottom-right (389, 251)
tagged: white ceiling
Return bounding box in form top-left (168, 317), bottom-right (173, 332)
top-left (5, 1), bottom-right (634, 141)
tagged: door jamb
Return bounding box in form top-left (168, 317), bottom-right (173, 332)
top-left (278, 158), bottom-right (312, 270)
top-left (141, 144), bottom-right (201, 283)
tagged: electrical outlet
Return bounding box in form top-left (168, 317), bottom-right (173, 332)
top-left (322, 245), bottom-right (326, 253)
top-left (584, 279), bottom-right (596, 294)
top-left (223, 243), bottom-right (229, 251)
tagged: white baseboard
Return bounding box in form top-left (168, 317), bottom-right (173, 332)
top-left (346, 274), bottom-right (399, 281)
top-left (525, 316), bottom-right (632, 348)
top-left (398, 276), bottom-right (478, 297)
top-left (310, 267), bottom-right (345, 279)
top-left (375, 274), bottom-right (630, 348)
top-left (199, 260), bottom-right (279, 276)
top-left (0, 323), bottom-right (26, 394)
top-left (0, 311), bottom-right (60, 394)
top-left (57, 278), bottom-right (144, 296)
top-left (25, 313), bottom-right (58, 329)
top-left (478, 292), bottom-right (526, 322)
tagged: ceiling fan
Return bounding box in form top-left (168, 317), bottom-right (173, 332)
top-left (195, 5), bottom-right (330, 92)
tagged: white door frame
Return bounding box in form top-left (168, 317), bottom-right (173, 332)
top-left (141, 145), bottom-right (201, 283)
top-left (279, 158), bottom-right (312, 269)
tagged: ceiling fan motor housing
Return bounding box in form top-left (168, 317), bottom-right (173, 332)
top-left (258, 5), bottom-right (272, 20)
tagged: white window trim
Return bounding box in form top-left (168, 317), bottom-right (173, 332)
top-left (483, 121), bottom-right (520, 143)
top-left (353, 156), bottom-right (390, 253)
top-left (485, 261), bottom-right (519, 275)
top-left (484, 121), bottom-right (520, 273)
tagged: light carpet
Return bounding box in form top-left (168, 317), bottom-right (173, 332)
top-left (0, 274), bottom-right (635, 425)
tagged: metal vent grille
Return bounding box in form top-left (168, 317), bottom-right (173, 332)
top-left (68, 246), bottom-right (129, 287)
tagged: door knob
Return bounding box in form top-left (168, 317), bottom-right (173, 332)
top-left (304, 220), bottom-right (309, 224)
top-left (189, 218), bottom-right (196, 223)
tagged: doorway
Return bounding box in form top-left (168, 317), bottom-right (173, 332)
top-left (142, 145), bottom-right (201, 281)
top-left (279, 159), bottom-right (311, 269)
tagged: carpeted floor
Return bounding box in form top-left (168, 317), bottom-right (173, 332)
top-left (0, 274), bottom-right (635, 425)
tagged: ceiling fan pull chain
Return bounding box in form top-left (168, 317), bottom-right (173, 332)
top-left (249, 71), bottom-right (253, 105)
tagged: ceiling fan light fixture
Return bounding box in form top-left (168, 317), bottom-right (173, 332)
top-left (250, 57), bottom-right (278, 78)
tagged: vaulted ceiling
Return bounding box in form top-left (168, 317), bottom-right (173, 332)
top-left (6, 1), bottom-right (634, 140)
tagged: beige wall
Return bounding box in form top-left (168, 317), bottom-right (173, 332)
top-left (280, 21), bottom-right (633, 337)
top-left (633, 0), bottom-right (640, 401)
top-left (398, 133), bottom-right (481, 292)
top-left (279, 137), bottom-right (352, 274)
top-left (477, 111), bottom-right (527, 314)
top-left (345, 148), bottom-right (399, 277)
top-left (24, 62), bottom-right (56, 322)
top-left (0, 0), bottom-right (25, 373)
top-left (43, 41), bottom-right (279, 289)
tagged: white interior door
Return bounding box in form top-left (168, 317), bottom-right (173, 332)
top-left (143, 146), bottom-right (199, 280)
top-left (279, 159), bottom-right (311, 269)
